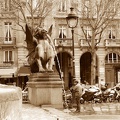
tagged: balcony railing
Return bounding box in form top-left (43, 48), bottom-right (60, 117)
top-left (54, 38), bottom-right (72, 47)
top-left (104, 39), bottom-right (120, 47)
top-left (3, 61), bottom-right (14, 64)
top-left (79, 39), bottom-right (99, 47)
top-left (0, 37), bottom-right (16, 46)
top-left (0, 62), bottom-right (14, 68)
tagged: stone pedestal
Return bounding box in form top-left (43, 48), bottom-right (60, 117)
top-left (27, 72), bottom-right (63, 108)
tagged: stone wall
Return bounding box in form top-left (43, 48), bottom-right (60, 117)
top-left (0, 84), bottom-right (22, 120)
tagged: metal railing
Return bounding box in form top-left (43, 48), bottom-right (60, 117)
top-left (79, 39), bottom-right (99, 47)
top-left (79, 38), bottom-right (120, 47)
top-left (54, 38), bottom-right (72, 47)
top-left (104, 39), bottom-right (120, 47)
top-left (0, 62), bottom-right (13, 67)
top-left (0, 37), bottom-right (16, 45)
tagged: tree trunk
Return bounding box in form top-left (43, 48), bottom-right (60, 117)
top-left (91, 30), bottom-right (96, 85)
top-left (91, 50), bottom-right (96, 84)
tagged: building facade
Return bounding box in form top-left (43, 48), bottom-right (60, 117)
top-left (52, 0), bottom-right (120, 88)
top-left (0, 0), bottom-right (29, 88)
top-left (0, 0), bottom-right (120, 89)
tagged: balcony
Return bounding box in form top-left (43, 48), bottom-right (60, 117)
top-left (79, 39), bottom-right (99, 47)
top-left (104, 39), bottom-right (120, 47)
top-left (54, 38), bottom-right (72, 47)
top-left (0, 37), bottom-right (16, 47)
top-left (0, 62), bottom-right (14, 68)
top-left (3, 61), bottom-right (14, 64)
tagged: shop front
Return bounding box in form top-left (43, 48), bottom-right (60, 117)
top-left (0, 68), bottom-right (17, 85)
top-left (17, 65), bottom-right (31, 89)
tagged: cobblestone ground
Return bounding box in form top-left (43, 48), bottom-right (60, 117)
top-left (22, 103), bottom-right (80, 120)
top-left (22, 102), bottom-right (120, 120)
top-left (22, 103), bottom-right (57, 120)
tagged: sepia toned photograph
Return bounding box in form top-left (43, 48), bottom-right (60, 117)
top-left (0, 0), bottom-right (120, 120)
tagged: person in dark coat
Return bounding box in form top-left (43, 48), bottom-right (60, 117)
top-left (70, 79), bottom-right (83, 112)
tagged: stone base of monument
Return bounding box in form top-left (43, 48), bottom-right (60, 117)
top-left (0, 84), bottom-right (22, 120)
top-left (27, 72), bottom-right (63, 108)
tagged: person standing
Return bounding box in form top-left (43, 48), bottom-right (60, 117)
top-left (70, 79), bottom-right (83, 112)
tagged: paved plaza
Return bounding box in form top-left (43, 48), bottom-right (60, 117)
top-left (22, 102), bottom-right (120, 120)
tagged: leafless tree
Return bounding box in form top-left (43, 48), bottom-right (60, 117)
top-left (10, 0), bottom-right (57, 33)
top-left (76, 0), bottom-right (120, 84)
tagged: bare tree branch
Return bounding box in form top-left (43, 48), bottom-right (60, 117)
top-left (75, 0), bottom-right (120, 84)
top-left (81, 26), bottom-right (92, 49)
top-left (10, 0), bottom-right (58, 32)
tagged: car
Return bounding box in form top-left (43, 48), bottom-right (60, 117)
top-left (22, 87), bottom-right (28, 102)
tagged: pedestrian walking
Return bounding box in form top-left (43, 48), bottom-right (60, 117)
top-left (70, 79), bottom-right (83, 112)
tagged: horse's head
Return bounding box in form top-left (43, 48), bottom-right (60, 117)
top-left (34, 27), bottom-right (47, 39)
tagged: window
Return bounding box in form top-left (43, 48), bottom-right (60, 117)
top-left (58, 0), bottom-right (67, 12)
top-left (59, 26), bottom-right (66, 38)
top-left (5, 0), bottom-right (12, 11)
top-left (4, 22), bottom-right (12, 42)
top-left (84, 26), bottom-right (92, 39)
top-left (4, 50), bottom-right (13, 63)
top-left (107, 1), bottom-right (116, 14)
top-left (108, 26), bottom-right (116, 39)
top-left (32, 0), bottom-right (37, 8)
top-left (105, 53), bottom-right (120, 63)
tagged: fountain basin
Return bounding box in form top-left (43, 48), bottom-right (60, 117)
top-left (0, 84), bottom-right (22, 120)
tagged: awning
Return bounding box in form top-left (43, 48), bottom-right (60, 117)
top-left (17, 66), bottom-right (31, 76)
top-left (0, 68), bottom-right (17, 78)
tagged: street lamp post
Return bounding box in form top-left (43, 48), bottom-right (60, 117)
top-left (66, 7), bottom-right (78, 80)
